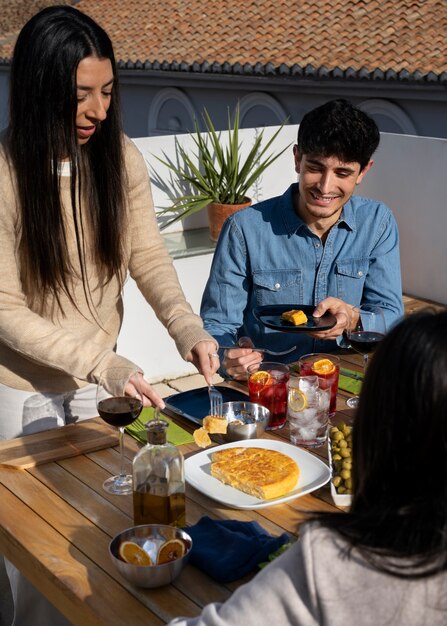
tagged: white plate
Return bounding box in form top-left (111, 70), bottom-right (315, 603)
top-left (185, 439), bottom-right (331, 509)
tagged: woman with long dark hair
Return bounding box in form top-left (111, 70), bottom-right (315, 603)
top-left (1, 7), bottom-right (218, 624)
top-left (170, 310), bottom-right (447, 626)
top-left (0, 5), bottom-right (218, 442)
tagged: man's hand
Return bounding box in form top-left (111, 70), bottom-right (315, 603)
top-left (185, 340), bottom-right (220, 386)
top-left (308, 297), bottom-right (358, 340)
top-left (222, 336), bottom-right (263, 381)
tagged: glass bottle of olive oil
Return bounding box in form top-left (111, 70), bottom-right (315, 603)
top-left (132, 418), bottom-right (185, 527)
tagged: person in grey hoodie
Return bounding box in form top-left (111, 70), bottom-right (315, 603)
top-left (170, 309), bottom-right (447, 626)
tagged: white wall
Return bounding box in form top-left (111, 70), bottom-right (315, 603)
top-left (357, 132), bottom-right (447, 305)
top-left (118, 128), bottom-right (297, 382)
top-left (119, 128), bottom-right (447, 382)
top-left (117, 253), bottom-right (214, 383)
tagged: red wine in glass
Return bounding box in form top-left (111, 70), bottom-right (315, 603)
top-left (346, 306), bottom-right (386, 409)
top-left (97, 367), bottom-right (143, 495)
top-left (348, 331), bottom-right (384, 355)
top-left (98, 396), bottom-right (142, 428)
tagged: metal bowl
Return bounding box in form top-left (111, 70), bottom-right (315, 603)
top-left (221, 401), bottom-right (270, 442)
top-left (109, 524), bottom-right (192, 588)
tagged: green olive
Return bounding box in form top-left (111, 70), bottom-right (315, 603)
top-left (329, 421), bottom-right (354, 495)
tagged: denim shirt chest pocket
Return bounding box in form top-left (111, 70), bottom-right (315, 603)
top-left (335, 258), bottom-right (369, 301)
top-left (252, 269), bottom-right (303, 305)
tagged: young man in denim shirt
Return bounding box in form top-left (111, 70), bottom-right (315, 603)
top-left (201, 99), bottom-right (403, 379)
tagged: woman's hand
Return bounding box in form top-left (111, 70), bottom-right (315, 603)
top-left (222, 336), bottom-right (263, 381)
top-left (124, 371), bottom-right (165, 409)
top-left (185, 340), bottom-right (220, 386)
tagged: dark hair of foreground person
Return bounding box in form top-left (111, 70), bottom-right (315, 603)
top-left (318, 309), bottom-right (447, 578)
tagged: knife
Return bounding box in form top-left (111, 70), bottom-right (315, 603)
top-left (340, 368), bottom-right (364, 381)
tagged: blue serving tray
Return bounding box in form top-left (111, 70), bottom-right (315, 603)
top-left (163, 385), bottom-right (248, 426)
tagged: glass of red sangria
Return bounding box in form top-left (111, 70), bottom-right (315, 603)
top-left (247, 361), bottom-right (290, 430)
top-left (298, 353), bottom-right (340, 417)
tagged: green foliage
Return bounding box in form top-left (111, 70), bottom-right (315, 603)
top-left (258, 542), bottom-right (293, 569)
top-left (155, 106), bottom-right (290, 229)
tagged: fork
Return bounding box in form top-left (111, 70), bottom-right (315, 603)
top-left (208, 385), bottom-right (223, 417)
top-left (219, 344), bottom-right (296, 357)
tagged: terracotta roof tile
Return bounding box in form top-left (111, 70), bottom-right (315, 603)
top-left (0, 0), bottom-right (446, 80)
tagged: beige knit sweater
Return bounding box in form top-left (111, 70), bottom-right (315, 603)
top-left (0, 137), bottom-right (213, 392)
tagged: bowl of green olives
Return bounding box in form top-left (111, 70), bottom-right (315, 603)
top-left (328, 422), bottom-right (353, 507)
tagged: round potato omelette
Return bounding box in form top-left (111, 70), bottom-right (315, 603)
top-left (210, 447), bottom-right (300, 500)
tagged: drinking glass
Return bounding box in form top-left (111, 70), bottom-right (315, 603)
top-left (97, 367), bottom-right (143, 495)
top-left (287, 375), bottom-right (330, 448)
top-left (298, 353), bottom-right (340, 417)
top-left (345, 305), bottom-right (386, 409)
top-left (247, 361), bottom-right (290, 429)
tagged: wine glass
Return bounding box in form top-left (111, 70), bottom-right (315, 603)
top-left (97, 367), bottom-right (143, 495)
top-left (345, 305), bottom-right (386, 409)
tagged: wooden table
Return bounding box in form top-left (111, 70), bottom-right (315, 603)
top-left (0, 353), bottom-right (360, 626)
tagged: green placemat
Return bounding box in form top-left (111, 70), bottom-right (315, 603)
top-left (338, 368), bottom-right (363, 395)
top-left (126, 407), bottom-right (194, 446)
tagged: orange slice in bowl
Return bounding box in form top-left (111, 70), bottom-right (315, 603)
top-left (157, 538), bottom-right (186, 565)
top-left (311, 358), bottom-right (336, 376)
top-left (119, 541), bottom-right (152, 566)
top-left (249, 370), bottom-right (272, 386)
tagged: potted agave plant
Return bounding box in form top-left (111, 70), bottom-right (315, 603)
top-left (156, 105), bottom-right (289, 241)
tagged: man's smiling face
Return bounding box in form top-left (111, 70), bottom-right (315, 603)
top-left (294, 146), bottom-right (373, 231)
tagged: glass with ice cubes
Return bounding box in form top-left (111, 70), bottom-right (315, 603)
top-left (287, 375), bottom-right (330, 448)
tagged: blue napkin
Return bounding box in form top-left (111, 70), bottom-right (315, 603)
top-left (185, 516), bottom-right (290, 583)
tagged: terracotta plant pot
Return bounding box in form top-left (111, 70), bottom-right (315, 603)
top-left (207, 198), bottom-right (252, 242)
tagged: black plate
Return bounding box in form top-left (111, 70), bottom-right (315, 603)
top-left (163, 386), bottom-right (248, 426)
top-left (253, 304), bottom-right (337, 333)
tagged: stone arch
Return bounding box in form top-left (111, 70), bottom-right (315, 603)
top-left (238, 93), bottom-right (288, 128)
top-left (148, 88), bottom-right (196, 135)
top-left (358, 98), bottom-right (417, 135)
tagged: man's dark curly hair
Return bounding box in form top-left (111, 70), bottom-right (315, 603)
top-left (297, 99), bottom-right (380, 170)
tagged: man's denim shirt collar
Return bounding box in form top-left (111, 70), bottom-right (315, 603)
top-left (281, 183), bottom-right (357, 235)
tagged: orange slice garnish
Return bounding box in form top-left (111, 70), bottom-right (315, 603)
top-left (157, 539), bottom-right (186, 565)
top-left (249, 370), bottom-right (272, 386)
top-left (311, 358), bottom-right (336, 375)
top-left (119, 541), bottom-right (152, 566)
